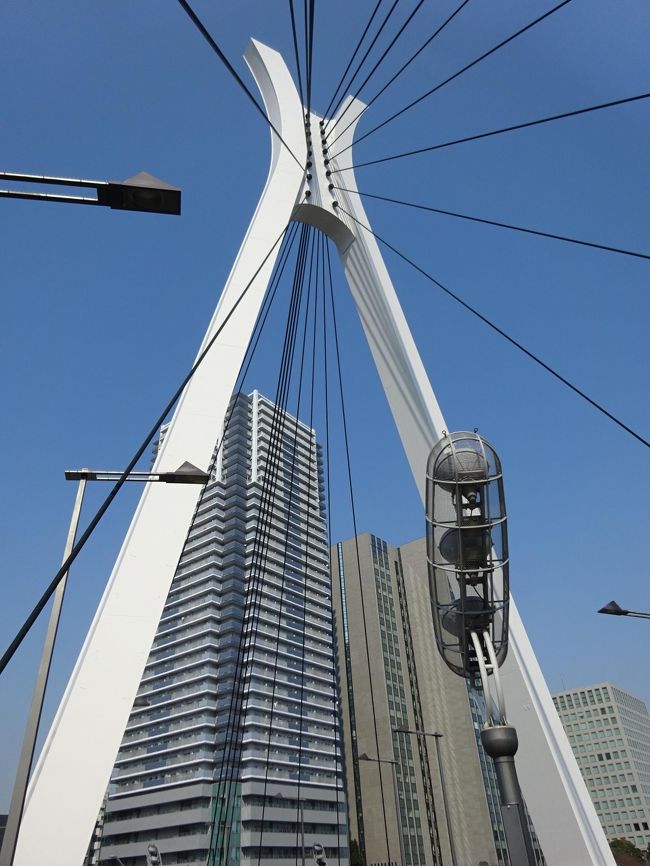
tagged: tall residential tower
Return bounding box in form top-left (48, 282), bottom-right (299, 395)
top-left (97, 392), bottom-right (347, 866)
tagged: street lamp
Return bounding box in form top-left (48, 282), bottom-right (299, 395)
top-left (0, 462), bottom-right (209, 866)
top-left (0, 170), bottom-right (181, 215)
top-left (393, 728), bottom-right (456, 866)
top-left (426, 432), bottom-right (535, 866)
top-left (598, 600), bottom-right (650, 620)
top-left (358, 753), bottom-right (406, 866)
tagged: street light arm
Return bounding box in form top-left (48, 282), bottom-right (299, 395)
top-left (0, 170), bottom-right (181, 214)
top-left (0, 171), bottom-right (106, 187)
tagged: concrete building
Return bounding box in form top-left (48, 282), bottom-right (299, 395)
top-left (332, 533), bottom-right (499, 866)
top-left (97, 392), bottom-right (347, 866)
top-left (552, 683), bottom-right (650, 852)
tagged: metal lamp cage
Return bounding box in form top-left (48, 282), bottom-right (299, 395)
top-left (425, 431), bottom-right (509, 677)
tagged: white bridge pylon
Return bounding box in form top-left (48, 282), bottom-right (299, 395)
top-left (17, 39), bottom-right (613, 866)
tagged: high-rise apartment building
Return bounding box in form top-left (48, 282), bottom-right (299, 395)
top-left (332, 533), bottom-right (499, 866)
top-left (552, 683), bottom-right (650, 851)
top-left (97, 391), bottom-right (347, 866)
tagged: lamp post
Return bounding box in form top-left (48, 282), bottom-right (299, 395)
top-left (393, 728), bottom-right (457, 866)
top-left (0, 170), bottom-right (181, 214)
top-left (358, 753), bottom-right (406, 866)
top-left (598, 600), bottom-right (650, 620)
top-left (0, 462), bottom-right (209, 866)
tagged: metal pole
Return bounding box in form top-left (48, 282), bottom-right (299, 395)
top-left (0, 479), bottom-right (87, 866)
top-left (433, 735), bottom-right (458, 866)
top-left (480, 726), bottom-right (536, 866)
top-left (389, 761), bottom-right (406, 866)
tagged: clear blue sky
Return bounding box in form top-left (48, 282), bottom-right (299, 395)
top-left (1, 0), bottom-right (649, 811)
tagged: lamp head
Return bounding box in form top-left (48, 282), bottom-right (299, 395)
top-left (425, 431), bottom-right (509, 678)
top-left (598, 600), bottom-right (626, 616)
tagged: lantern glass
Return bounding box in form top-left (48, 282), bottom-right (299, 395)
top-left (426, 432), bottom-right (509, 677)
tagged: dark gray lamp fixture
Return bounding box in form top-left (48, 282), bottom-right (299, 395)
top-left (0, 170), bottom-right (181, 215)
top-left (65, 461), bottom-right (209, 485)
top-left (598, 600), bottom-right (650, 620)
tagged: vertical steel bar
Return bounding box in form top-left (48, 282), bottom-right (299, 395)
top-left (0, 479), bottom-right (87, 866)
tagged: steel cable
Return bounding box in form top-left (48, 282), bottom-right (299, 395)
top-left (326, 0), bottom-right (427, 135)
top-left (331, 0), bottom-right (575, 158)
top-left (332, 185), bottom-right (650, 261)
top-left (252, 229), bottom-right (319, 866)
top-left (327, 0), bottom-right (472, 148)
top-left (289, 0), bottom-right (306, 109)
top-left (176, 0), bottom-right (305, 170)
top-left (325, 0), bottom-right (401, 128)
top-left (325, 241), bottom-right (394, 863)
top-left (203, 221), bottom-right (302, 864)
top-left (322, 0), bottom-right (386, 123)
top-left (209, 225), bottom-right (313, 864)
top-left (332, 91), bottom-right (650, 168)
top-left (337, 204), bottom-right (650, 450)
top-left (0, 221), bottom-right (294, 678)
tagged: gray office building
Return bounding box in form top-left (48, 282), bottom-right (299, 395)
top-left (97, 391), bottom-right (347, 866)
top-left (332, 533), bottom-right (499, 866)
top-left (553, 682), bottom-right (650, 851)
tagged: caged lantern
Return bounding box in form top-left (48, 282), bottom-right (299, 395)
top-left (425, 431), bottom-right (509, 678)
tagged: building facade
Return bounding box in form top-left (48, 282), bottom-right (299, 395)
top-left (97, 392), bottom-right (347, 866)
top-left (552, 683), bottom-right (650, 852)
top-left (332, 533), bottom-right (499, 866)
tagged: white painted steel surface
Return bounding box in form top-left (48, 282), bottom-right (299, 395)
top-left (18, 39), bottom-right (613, 866)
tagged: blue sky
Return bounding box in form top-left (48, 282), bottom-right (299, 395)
top-left (1, 0), bottom-right (649, 810)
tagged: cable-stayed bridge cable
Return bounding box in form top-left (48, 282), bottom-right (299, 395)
top-left (333, 91), bottom-right (650, 167)
top-left (332, 0), bottom-right (576, 157)
top-left (322, 0), bottom-right (386, 122)
top-left (212, 226), bottom-right (313, 864)
top-left (176, 0), bottom-right (305, 169)
top-left (327, 0), bottom-right (427, 135)
top-left (289, 0), bottom-right (306, 109)
top-left (0, 222), bottom-right (294, 679)
top-left (333, 185), bottom-right (650, 261)
top-left (306, 0), bottom-right (316, 117)
top-left (327, 0), bottom-right (472, 148)
top-left (325, 241), bottom-right (394, 862)
top-left (337, 204), bottom-right (650, 451)
top-left (325, 0), bottom-right (401, 127)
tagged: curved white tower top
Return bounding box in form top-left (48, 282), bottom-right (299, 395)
top-left (15, 39), bottom-right (613, 866)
